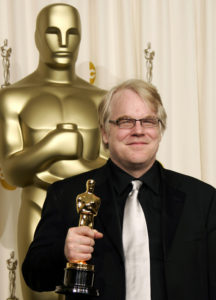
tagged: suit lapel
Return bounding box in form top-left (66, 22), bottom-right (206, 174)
top-left (93, 164), bottom-right (124, 263)
top-left (160, 166), bottom-right (186, 258)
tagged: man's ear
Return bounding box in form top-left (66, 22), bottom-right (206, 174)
top-left (101, 127), bottom-right (109, 145)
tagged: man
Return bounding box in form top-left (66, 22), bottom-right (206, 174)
top-left (22, 79), bottom-right (216, 300)
top-left (0, 4), bottom-right (106, 300)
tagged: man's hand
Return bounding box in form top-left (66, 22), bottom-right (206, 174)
top-left (64, 226), bottom-right (103, 262)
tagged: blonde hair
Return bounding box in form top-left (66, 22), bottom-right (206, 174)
top-left (98, 79), bottom-right (167, 148)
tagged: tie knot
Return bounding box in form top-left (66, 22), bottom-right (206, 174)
top-left (131, 180), bottom-right (142, 191)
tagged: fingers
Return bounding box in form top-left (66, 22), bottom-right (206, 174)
top-left (93, 229), bottom-right (103, 239)
top-left (64, 226), bottom-right (103, 263)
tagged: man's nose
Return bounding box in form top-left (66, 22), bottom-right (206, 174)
top-left (132, 121), bottom-right (145, 134)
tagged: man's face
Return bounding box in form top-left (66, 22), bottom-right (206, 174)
top-left (35, 5), bottom-right (81, 67)
top-left (102, 89), bottom-right (162, 175)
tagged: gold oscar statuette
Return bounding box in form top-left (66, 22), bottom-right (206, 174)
top-left (56, 179), bottom-right (101, 296)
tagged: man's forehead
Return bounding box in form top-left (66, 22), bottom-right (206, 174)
top-left (37, 5), bottom-right (81, 32)
top-left (110, 88), bottom-right (155, 115)
top-left (111, 89), bottom-right (140, 105)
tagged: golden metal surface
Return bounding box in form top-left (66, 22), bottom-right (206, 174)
top-left (66, 262), bottom-right (95, 272)
top-left (89, 61), bottom-right (96, 84)
top-left (65, 179), bottom-right (100, 285)
top-left (76, 179), bottom-right (101, 229)
top-left (0, 167), bottom-right (16, 190)
top-left (0, 4), bottom-right (106, 300)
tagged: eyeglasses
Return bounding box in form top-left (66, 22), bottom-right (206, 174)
top-left (109, 117), bottom-right (161, 129)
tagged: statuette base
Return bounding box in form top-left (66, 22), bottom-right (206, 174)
top-left (56, 262), bottom-right (99, 296)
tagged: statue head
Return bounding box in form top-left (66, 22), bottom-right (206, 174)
top-left (86, 179), bottom-right (95, 193)
top-left (35, 4), bottom-right (81, 68)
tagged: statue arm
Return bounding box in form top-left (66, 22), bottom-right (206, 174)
top-left (76, 196), bottom-right (85, 214)
top-left (0, 95), bottom-right (82, 187)
top-left (0, 124), bottom-right (82, 187)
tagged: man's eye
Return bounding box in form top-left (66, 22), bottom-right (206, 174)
top-left (142, 118), bottom-right (158, 126)
top-left (144, 118), bottom-right (157, 124)
top-left (122, 119), bottom-right (132, 123)
top-left (144, 119), bottom-right (154, 123)
top-left (119, 119), bottom-right (133, 125)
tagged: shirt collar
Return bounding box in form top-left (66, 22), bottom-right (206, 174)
top-left (107, 159), bottom-right (161, 195)
top-left (139, 161), bottom-right (161, 195)
top-left (108, 159), bottom-right (133, 195)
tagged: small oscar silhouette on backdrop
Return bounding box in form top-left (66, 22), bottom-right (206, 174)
top-left (1, 39), bottom-right (12, 88)
top-left (56, 179), bottom-right (101, 296)
top-left (7, 251), bottom-right (18, 300)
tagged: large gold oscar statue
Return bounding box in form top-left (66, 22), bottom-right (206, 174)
top-left (0, 4), bottom-right (106, 300)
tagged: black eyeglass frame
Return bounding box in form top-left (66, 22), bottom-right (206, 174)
top-left (108, 117), bottom-right (161, 129)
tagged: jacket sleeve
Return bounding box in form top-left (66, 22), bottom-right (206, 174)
top-left (22, 183), bottom-right (68, 292)
top-left (207, 188), bottom-right (216, 300)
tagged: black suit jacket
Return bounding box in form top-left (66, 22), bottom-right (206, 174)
top-left (22, 161), bottom-right (216, 300)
